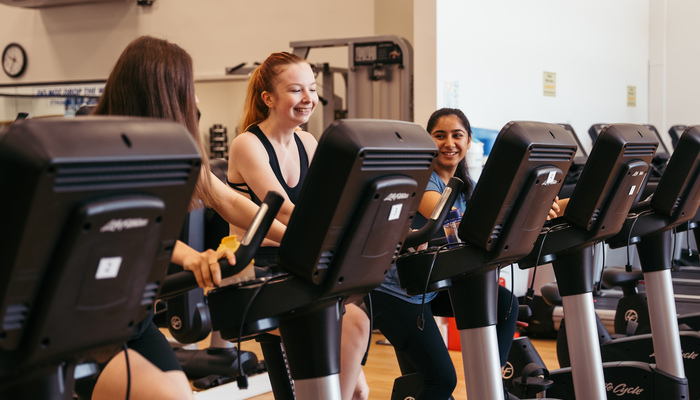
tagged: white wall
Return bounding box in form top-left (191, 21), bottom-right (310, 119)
top-left (9, 1), bottom-right (700, 154)
top-left (412, 0), bottom-right (437, 128)
top-left (648, 0), bottom-right (667, 145)
top-left (664, 0), bottom-right (700, 130)
top-left (436, 0), bottom-right (650, 152)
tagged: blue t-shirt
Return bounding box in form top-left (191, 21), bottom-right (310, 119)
top-left (375, 171), bottom-right (470, 304)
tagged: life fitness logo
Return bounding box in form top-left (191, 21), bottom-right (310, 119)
top-left (384, 193), bottom-right (409, 221)
top-left (384, 193), bottom-right (409, 202)
top-left (502, 362), bottom-right (514, 380)
top-left (605, 381), bottom-right (644, 396)
top-left (100, 218), bottom-right (149, 232)
top-left (624, 309), bottom-right (639, 323)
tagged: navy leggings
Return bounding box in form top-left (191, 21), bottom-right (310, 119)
top-left (367, 286), bottom-right (518, 400)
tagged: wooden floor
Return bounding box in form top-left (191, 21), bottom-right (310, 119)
top-left (238, 332), bottom-right (560, 400)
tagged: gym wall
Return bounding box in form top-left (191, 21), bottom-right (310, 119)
top-left (0, 0), bottom-right (378, 83)
top-left (0, 0), bottom-right (375, 146)
top-left (2, 0), bottom-right (698, 152)
top-left (436, 0), bottom-right (650, 150)
top-left (0, 0), bottom-right (437, 147)
top-left (663, 1), bottom-right (700, 134)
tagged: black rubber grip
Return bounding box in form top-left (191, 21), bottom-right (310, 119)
top-left (159, 191), bottom-right (285, 299)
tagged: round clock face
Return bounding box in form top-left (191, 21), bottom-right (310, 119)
top-left (3, 43), bottom-right (27, 78)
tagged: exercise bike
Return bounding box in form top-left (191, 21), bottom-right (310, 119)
top-left (516, 123), bottom-right (699, 399)
top-left (154, 159), bottom-right (265, 392)
top-left (0, 117), bottom-right (209, 399)
top-left (600, 213), bottom-right (700, 337)
top-left (396, 120), bottom-right (579, 400)
top-left (555, 125), bottom-right (700, 400)
top-left (162, 118), bottom-right (440, 400)
top-left (514, 123), bottom-right (676, 399)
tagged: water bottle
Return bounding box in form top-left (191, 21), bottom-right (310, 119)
top-left (443, 208), bottom-right (463, 244)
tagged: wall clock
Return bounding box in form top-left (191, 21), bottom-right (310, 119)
top-left (3, 43), bottom-right (27, 78)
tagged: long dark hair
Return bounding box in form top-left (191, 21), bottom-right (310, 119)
top-left (426, 108), bottom-right (475, 199)
top-left (93, 36), bottom-right (212, 210)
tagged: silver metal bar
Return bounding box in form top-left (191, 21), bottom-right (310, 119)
top-left (671, 277), bottom-right (700, 285)
top-left (460, 325), bottom-right (505, 400)
top-left (321, 67), bottom-right (335, 131)
top-left (561, 292), bottom-right (607, 400)
top-left (293, 374), bottom-right (341, 400)
top-left (673, 293), bottom-right (700, 301)
top-left (429, 186), bottom-right (453, 220)
top-left (208, 330), bottom-right (235, 349)
top-left (240, 203), bottom-right (267, 246)
top-left (644, 269), bottom-right (686, 377)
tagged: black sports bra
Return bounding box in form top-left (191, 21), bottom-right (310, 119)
top-left (228, 124), bottom-right (309, 205)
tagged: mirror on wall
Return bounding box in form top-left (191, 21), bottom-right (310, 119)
top-left (0, 81), bottom-right (104, 130)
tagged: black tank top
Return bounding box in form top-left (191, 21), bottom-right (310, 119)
top-left (228, 124), bottom-right (309, 205)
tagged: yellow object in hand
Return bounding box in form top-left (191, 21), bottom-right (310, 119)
top-left (217, 235), bottom-right (240, 253)
top-left (216, 235), bottom-right (256, 287)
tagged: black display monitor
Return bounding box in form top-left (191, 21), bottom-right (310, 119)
top-left (565, 123), bottom-right (658, 233)
top-left (588, 123), bottom-right (607, 145)
top-left (395, 121), bottom-right (577, 293)
top-left (557, 123), bottom-right (589, 199)
top-left (517, 123), bottom-right (660, 269)
top-left (668, 125), bottom-right (686, 149)
top-left (650, 125), bottom-right (700, 222)
top-left (278, 119), bottom-right (438, 295)
top-left (0, 117), bottom-right (201, 397)
top-left (460, 121), bottom-right (577, 256)
top-left (558, 123), bottom-right (588, 166)
top-left (643, 124), bottom-right (671, 158)
top-left (643, 124), bottom-right (672, 181)
top-left (606, 125), bottom-right (700, 250)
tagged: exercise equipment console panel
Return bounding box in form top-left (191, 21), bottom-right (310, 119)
top-left (279, 119), bottom-right (437, 294)
top-left (0, 117), bottom-right (202, 398)
top-left (461, 121), bottom-right (577, 256)
top-left (564, 123), bottom-right (658, 236)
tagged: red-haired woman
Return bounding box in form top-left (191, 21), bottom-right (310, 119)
top-left (227, 52), bottom-right (370, 400)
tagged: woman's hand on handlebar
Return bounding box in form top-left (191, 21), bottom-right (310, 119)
top-left (547, 196), bottom-right (561, 220)
top-left (172, 240), bottom-right (236, 289)
top-left (547, 196), bottom-right (570, 220)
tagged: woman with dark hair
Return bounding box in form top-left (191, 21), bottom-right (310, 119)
top-left (93, 36), bottom-right (286, 286)
top-left (226, 51), bottom-right (370, 400)
top-left (419, 107), bottom-right (476, 218)
top-left (366, 108), bottom-right (536, 400)
top-left (81, 35), bottom-right (287, 400)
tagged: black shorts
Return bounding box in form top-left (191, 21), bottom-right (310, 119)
top-left (127, 319), bottom-right (182, 372)
top-left (73, 316), bottom-right (181, 399)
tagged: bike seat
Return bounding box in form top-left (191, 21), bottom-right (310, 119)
top-left (602, 265), bottom-right (644, 288)
top-left (540, 282), bottom-right (562, 306)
